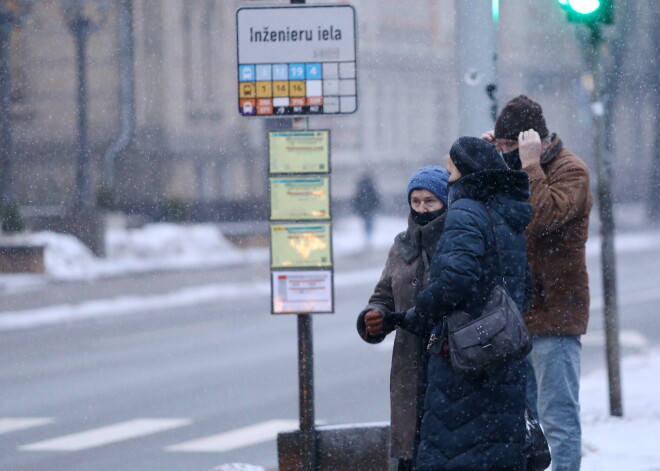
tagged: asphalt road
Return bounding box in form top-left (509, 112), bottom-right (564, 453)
top-left (1, 240), bottom-right (659, 471)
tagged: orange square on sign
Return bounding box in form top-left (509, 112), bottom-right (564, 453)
top-left (257, 98), bottom-right (273, 115)
top-left (307, 97), bottom-right (323, 106)
top-left (240, 99), bottom-right (256, 114)
top-left (290, 97), bottom-right (305, 107)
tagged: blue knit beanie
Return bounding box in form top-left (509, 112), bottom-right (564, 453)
top-left (407, 166), bottom-right (449, 206)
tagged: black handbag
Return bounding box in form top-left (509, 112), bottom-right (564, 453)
top-left (444, 207), bottom-right (532, 378)
top-left (524, 403), bottom-right (552, 470)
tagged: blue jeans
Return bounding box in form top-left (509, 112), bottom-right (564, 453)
top-left (526, 335), bottom-right (582, 471)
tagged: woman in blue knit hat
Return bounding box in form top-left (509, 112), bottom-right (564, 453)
top-left (357, 165), bottom-right (450, 471)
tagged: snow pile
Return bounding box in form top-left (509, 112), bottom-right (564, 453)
top-left (1, 215), bottom-right (659, 286)
top-left (580, 349), bottom-right (660, 469)
top-left (0, 216), bottom-right (406, 283)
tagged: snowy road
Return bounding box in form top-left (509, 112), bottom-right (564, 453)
top-left (1, 223), bottom-right (660, 470)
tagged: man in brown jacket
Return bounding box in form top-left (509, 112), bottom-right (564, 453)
top-left (483, 95), bottom-right (592, 471)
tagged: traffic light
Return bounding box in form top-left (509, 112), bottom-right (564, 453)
top-left (557, 0), bottom-right (613, 25)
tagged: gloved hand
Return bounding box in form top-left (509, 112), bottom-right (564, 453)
top-left (359, 309), bottom-right (406, 341)
top-left (363, 309), bottom-right (385, 338)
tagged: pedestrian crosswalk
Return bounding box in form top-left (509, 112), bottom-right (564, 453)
top-left (0, 417), bottom-right (54, 434)
top-left (2, 417), bottom-right (298, 454)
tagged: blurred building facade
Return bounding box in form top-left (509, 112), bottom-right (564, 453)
top-left (4, 0), bottom-right (657, 221)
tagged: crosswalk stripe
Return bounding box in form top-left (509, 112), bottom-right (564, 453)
top-left (165, 419), bottom-right (299, 453)
top-left (19, 418), bottom-right (191, 451)
top-left (0, 418), bottom-right (54, 435)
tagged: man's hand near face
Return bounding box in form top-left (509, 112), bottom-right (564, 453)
top-left (481, 130), bottom-right (496, 145)
top-left (519, 129), bottom-right (543, 168)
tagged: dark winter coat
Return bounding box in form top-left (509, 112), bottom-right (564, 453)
top-left (524, 134), bottom-right (593, 335)
top-left (356, 212), bottom-right (446, 459)
top-left (402, 169), bottom-right (532, 471)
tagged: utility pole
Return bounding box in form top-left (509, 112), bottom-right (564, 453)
top-left (556, 0), bottom-right (622, 418)
top-left (70, 13), bottom-right (92, 212)
top-left (456, 0), bottom-right (499, 136)
top-left (0, 1), bottom-right (28, 232)
top-left (587, 26), bottom-right (622, 417)
top-left (62, 0), bottom-right (107, 212)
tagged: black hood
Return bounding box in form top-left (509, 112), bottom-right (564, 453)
top-left (448, 169), bottom-right (531, 233)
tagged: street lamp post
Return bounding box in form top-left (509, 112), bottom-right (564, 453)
top-left (0, 1), bottom-right (28, 207)
top-left (0, 5), bottom-right (15, 206)
top-left (0, 0), bottom-right (29, 232)
top-left (61, 0), bottom-right (107, 212)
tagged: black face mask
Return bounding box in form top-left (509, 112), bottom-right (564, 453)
top-left (411, 206), bottom-right (446, 226)
top-left (502, 148), bottom-right (522, 170)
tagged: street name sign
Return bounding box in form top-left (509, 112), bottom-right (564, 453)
top-left (236, 5), bottom-right (357, 116)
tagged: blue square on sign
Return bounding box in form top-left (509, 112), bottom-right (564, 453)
top-left (239, 65), bottom-right (255, 82)
top-left (273, 64), bottom-right (288, 81)
top-left (256, 64), bottom-right (272, 81)
top-left (289, 63), bottom-right (305, 80)
top-left (305, 63), bottom-right (322, 80)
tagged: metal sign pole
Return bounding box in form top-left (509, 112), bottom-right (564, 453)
top-left (290, 2), bottom-right (316, 466)
top-left (297, 313), bottom-right (316, 471)
top-left (291, 115), bottom-right (317, 471)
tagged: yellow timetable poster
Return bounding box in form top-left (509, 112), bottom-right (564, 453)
top-left (270, 177), bottom-right (330, 220)
top-left (269, 130), bottom-right (329, 174)
top-left (271, 223), bottom-right (332, 268)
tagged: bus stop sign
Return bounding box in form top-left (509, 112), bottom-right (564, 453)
top-left (236, 5), bottom-right (357, 116)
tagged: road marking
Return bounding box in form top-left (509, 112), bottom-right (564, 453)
top-left (0, 418), bottom-right (54, 435)
top-left (165, 419), bottom-right (299, 453)
top-left (20, 418), bottom-right (191, 451)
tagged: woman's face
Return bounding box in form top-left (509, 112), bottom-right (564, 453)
top-left (447, 157), bottom-right (462, 183)
top-left (410, 189), bottom-right (444, 213)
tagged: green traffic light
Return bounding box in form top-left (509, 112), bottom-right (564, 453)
top-left (568, 0), bottom-right (601, 15)
top-left (557, 0), bottom-right (613, 24)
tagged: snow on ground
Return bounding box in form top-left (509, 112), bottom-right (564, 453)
top-left (2, 216), bottom-right (660, 469)
top-left (580, 349), bottom-right (660, 470)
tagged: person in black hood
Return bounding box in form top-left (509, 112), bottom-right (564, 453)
top-left (400, 137), bottom-right (532, 470)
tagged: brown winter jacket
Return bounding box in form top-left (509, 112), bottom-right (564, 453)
top-left (357, 212), bottom-right (445, 460)
top-left (523, 135), bottom-right (593, 335)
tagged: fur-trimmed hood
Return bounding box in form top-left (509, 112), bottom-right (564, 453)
top-left (448, 169), bottom-right (531, 234)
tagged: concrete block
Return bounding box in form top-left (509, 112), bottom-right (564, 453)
top-left (278, 422), bottom-right (390, 471)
